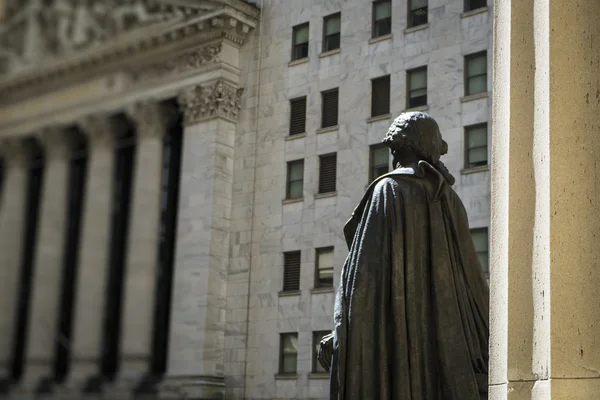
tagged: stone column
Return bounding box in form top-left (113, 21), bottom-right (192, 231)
top-left (21, 128), bottom-right (71, 390)
top-left (0, 139), bottom-right (32, 379)
top-left (65, 116), bottom-right (117, 390)
top-left (116, 101), bottom-right (176, 388)
top-left (490, 0), bottom-right (600, 398)
top-left (160, 80), bottom-right (240, 399)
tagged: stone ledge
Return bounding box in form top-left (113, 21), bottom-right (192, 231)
top-left (288, 58), bottom-right (309, 67)
top-left (311, 287), bottom-right (335, 295)
top-left (404, 23), bottom-right (429, 34)
top-left (320, 48), bottom-right (341, 58)
top-left (461, 92), bottom-right (489, 103)
top-left (285, 132), bottom-right (307, 141)
top-left (316, 125), bottom-right (338, 134)
top-left (368, 33), bottom-right (392, 45)
top-left (461, 6), bottom-right (489, 18)
top-left (461, 165), bottom-right (489, 175)
top-left (367, 113), bottom-right (392, 123)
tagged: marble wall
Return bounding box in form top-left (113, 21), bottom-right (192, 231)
top-left (225, 0), bottom-right (492, 398)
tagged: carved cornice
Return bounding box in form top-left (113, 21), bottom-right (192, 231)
top-left (126, 101), bottom-right (179, 138)
top-left (177, 79), bottom-right (243, 125)
top-left (77, 115), bottom-right (121, 148)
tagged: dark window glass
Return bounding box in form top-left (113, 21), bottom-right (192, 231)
top-left (407, 67), bottom-right (427, 108)
top-left (289, 97), bottom-right (307, 136)
top-left (408, 0), bottom-right (428, 27)
top-left (465, 52), bottom-right (487, 96)
top-left (370, 144), bottom-right (390, 181)
top-left (286, 160), bottom-right (304, 199)
top-left (280, 333), bottom-right (298, 374)
top-left (465, 0), bottom-right (487, 12)
top-left (371, 75), bottom-right (391, 117)
top-left (283, 251), bottom-right (301, 292)
top-left (11, 139), bottom-right (44, 381)
top-left (292, 23), bottom-right (309, 61)
top-left (315, 247), bottom-right (334, 288)
top-left (470, 228), bottom-right (489, 274)
top-left (465, 123), bottom-right (488, 168)
top-left (312, 331), bottom-right (331, 373)
top-left (321, 89), bottom-right (339, 128)
top-left (323, 13), bottom-right (341, 52)
top-left (372, 1), bottom-right (392, 38)
top-left (318, 153), bottom-right (337, 194)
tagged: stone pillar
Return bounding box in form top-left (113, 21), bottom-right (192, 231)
top-left (65, 116), bottom-right (117, 390)
top-left (160, 80), bottom-right (240, 399)
top-left (490, 0), bottom-right (600, 398)
top-left (0, 139), bottom-right (31, 379)
top-left (21, 128), bottom-right (71, 390)
top-left (115, 101), bottom-right (176, 389)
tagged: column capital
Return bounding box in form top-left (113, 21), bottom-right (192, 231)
top-left (177, 79), bottom-right (243, 126)
top-left (0, 137), bottom-right (34, 166)
top-left (34, 127), bottom-right (71, 159)
top-left (77, 115), bottom-right (121, 148)
top-left (125, 101), bottom-right (178, 139)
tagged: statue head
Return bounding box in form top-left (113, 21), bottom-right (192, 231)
top-left (382, 111), bottom-right (455, 185)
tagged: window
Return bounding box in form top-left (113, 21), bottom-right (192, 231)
top-left (315, 247), bottom-right (334, 288)
top-left (292, 23), bottom-right (309, 61)
top-left (407, 67), bottom-right (427, 108)
top-left (372, 1), bottom-right (391, 38)
top-left (286, 160), bottom-right (304, 199)
top-left (470, 228), bottom-right (489, 274)
top-left (283, 251), bottom-right (301, 292)
top-left (465, 123), bottom-right (488, 168)
top-left (465, 52), bottom-right (487, 96)
top-left (279, 333), bottom-right (298, 374)
top-left (323, 13), bottom-right (341, 52)
top-left (318, 154), bottom-right (337, 194)
top-left (312, 331), bottom-right (331, 373)
top-left (465, 0), bottom-right (487, 12)
top-left (371, 75), bottom-right (391, 117)
top-left (370, 144), bottom-right (390, 181)
top-left (321, 88), bottom-right (339, 128)
top-left (408, 0), bottom-right (428, 28)
top-left (289, 97), bottom-right (307, 136)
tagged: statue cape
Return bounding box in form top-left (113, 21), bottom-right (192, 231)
top-left (330, 161), bottom-right (489, 400)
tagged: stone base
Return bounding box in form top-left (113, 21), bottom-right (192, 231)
top-left (160, 375), bottom-right (225, 400)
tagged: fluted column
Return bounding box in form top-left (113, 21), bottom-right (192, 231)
top-left (21, 128), bottom-right (71, 390)
top-left (65, 116), bottom-right (117, 390)
top-left (0, 139), bottom-right (32, 379)
top-left (116, 101), bottom-right (177, 388)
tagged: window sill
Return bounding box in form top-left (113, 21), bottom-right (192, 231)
top-left (288, 58), bottom-right (309, 67)
top-left (285, 132), bottom-right (307, 141)
top-left (311, 287), bottom-right (335, 295)
top-left (404, 105), bottom-right (429, 112)
top-left (320, 48), bottom-right (341, 58)
top-left (315, 191), bottom-right (337, 199)
top-left (368, 33), bottom-right (392, 45)
top-left (308, 373), bottom-right (330, 380)
top-left (278, 290), bottom-right (301, 297)
top-left (404, 23), bottom-right (429, 34)
top-left (283, 197), bottom-right (304, 205)
top-left (367, 114), bottom-right (392, 124)
top-left (461, 165), bottom-right (489, 175)
top-left (275, 374), bottom-right (299, 380)
top-left (461, 92), bottom-right (489, 103)
top-left (316, 125), bottom-right (338, 134)
top-left (461, 6), bottom-right (489, 18)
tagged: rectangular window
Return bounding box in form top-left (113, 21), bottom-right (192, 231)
top-left (372, 0), bottom-right (392, 38)
top-left (371, 75), bottom-right (391, 117)
top-left (280, 333), bottom-right (298, 374)
top-left (323, 13), bottom-right (341, 52)
top-left (289, 97), bottom-right (307, 136)
top-left (465, 123), bottom-right (488, 168)
top-left (312, 331), bottom-right (331, 373)
top-left (470, 228), bottom-right (489, 274)
top-left (465, 0), bottom-right (487, 12)
top-left (292, 23), bottom-right (309, 61)
top-left (286, 160), bottom-right (304, 199)
top-left (370, 144), bottom-right (390, 181)
top-left (315, 247), bottom-right (334, 288)
top-left (408, 0), bottom-right (428, 28)
top-left (321, 88), bottom-right (339, 128)
top-left (407, 67), bottom-right (427, 108)
top-left (283, 251), bottom-right (301, 292)
top-left (318, 153), bottom-right (337, 194)
top-left (465, 52), bottom-right (487, 96)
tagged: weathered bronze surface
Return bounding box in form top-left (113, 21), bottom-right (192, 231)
top-left (318, 112), bottom-right (489, 400)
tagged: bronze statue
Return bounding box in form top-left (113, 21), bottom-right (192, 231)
top-left (318, 112), bottom-right (489, 400)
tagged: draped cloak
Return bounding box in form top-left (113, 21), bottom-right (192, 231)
top-left (330, 161), bottom-right (489, 400)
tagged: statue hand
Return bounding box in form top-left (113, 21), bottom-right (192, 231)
top-left (317, 332), bottom-right (334, 373)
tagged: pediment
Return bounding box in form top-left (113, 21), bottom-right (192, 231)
top-left (0, 0), bottom-right (259, 100)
